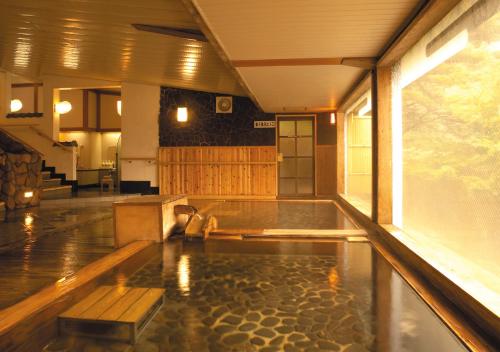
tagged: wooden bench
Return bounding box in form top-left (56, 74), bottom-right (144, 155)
top-left (113, 195), bottom-right (188, 248)
top-left (59, 286), bottom-right (164, 344)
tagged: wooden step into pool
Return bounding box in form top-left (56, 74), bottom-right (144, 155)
top-left (58, 286), bottom-right (164, 344)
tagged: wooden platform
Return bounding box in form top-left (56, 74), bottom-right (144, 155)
top-left (0, 241), bottom-right (154, 352)
top-left (113, 195), bottom-right (188, 248)
top-left (59, 286), bottom-right (164, 344)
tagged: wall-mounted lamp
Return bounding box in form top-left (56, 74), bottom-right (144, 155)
top-left (330, 112), bottom-right (336, 125)
top-left (10, 99), bottom-right (23, 112)
top-left (24, 191), bottom-right (33, 198)
top-left (54, 101), bottom-right (72, 114)
top-left (177, 107), bottom-right (188, 122)
top-left (116, 100), bottom-right (122, 116)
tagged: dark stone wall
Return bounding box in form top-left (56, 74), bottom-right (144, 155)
top-left (159, 87), bottom-right (275, 146)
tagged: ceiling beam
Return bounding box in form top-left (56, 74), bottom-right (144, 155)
top-left (231, 57), bottom-right (376, 69)
top-left (131, 24), bottom-right (208, 42)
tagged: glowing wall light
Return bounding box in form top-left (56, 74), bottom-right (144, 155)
top-left (116, 100), bottom-right (122, 116)
top-left (10, 99), bottom-right (23, 112)
top-left (177, 107), bottom-right (188, 122)
top-left (330, 112), bottom-right (336, 125)
top-left (24, 191), bottom-right (33, 198)
top-left (55, 101), bottom-right (72, 114)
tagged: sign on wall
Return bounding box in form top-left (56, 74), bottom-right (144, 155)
top-left (254, 120), bottom-right (276, 128)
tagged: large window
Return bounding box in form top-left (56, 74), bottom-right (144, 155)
top-left (392, 0), bottom-right (499, 315)
top-left (344, 89), bottom-right (372, 217)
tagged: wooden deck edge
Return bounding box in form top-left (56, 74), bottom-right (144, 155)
top-left (210, 228), bottom-right (366, 237)
top-left (186, 195), bottom-right (277, 200)
top-left (187, 197), bottom-right (334, 202)
top-left (0, 240), bottom-right (154, 352)
top-left (335, 196), bottom-right (498, 351)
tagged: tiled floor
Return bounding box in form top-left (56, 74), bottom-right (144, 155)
top-left (189, 200), bottom-right (356, 230)
top-left (0, 203), bottom-right (114, 308)
top-left (44, 240), bottom-right (467, 352)
top-left (0, 202), bottom-right (113, 250)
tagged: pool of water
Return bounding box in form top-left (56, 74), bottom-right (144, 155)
top-left (45, 240), bottom-right (467, 352)
top-left (188, 200), bottom-right (356, 230)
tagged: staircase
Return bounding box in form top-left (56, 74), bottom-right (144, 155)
top-left (41, 161), bottom-right (73, 200)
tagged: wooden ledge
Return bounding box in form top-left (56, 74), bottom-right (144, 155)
top-left (113, 194), bottom-right (186, 206)
top-left (0, 240), bottom-right (153, 350)
top-left (209, 228), bottom-right (367, 239)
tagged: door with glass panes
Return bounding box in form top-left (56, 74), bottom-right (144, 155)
top-left (277, 116), bottom-right (315, 196)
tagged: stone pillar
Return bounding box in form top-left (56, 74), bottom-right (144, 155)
top-left (0, 148), bottom-right (42, 210)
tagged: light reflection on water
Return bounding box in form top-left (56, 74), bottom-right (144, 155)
top-left (177, 254), bottom-right (191, 296)
top-left (24, 214), bottom-right (34, 227)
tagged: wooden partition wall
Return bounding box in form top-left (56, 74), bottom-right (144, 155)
top-left (158, 146), bottom-right (277, 197)
top-left (316, 145), bottom-right (336, 196)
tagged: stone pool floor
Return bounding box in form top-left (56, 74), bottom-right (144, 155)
top-left (43, 240), bottom-right (467, 352)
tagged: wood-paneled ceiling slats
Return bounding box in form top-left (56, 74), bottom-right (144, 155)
top-left (0, 0), bottom-right (244, 95)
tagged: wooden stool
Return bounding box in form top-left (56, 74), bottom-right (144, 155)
top-left (101, 175), bottom-right (114, 192)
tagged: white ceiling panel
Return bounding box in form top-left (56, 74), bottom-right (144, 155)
top-left (238, 65), bottom-right (363, 112)
top-left (194, 0), bottom-right (421, 59)
top-left (192, 0), bottom-right (422, 111)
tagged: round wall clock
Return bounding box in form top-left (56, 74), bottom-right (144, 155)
top-left (216, 96), bottom-right (232, 113)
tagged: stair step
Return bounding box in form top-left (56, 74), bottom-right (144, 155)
top-left (42, 185), bottom-right (73, 200)
top-left (41, 171), bottom-right (52, 180)
top-left (59, 286), bottom-right (164, 344)
top-left (43, 178), bottom-right (62, 187)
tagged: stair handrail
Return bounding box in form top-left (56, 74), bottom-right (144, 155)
top-left (28, 126), bottom-right (72, 153)
top-left (0, 126), bottom-right (44, 156)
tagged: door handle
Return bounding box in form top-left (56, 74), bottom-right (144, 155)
top-left (277, 153), bottom-right (284, 162)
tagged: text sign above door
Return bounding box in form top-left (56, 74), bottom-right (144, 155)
top-left (254, 120), bottom-right (276, 128)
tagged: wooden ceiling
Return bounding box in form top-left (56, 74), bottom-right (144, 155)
top-left (0, 0), bottom-right (426, 111)
top-left (192, 0), bottom-right (423, 112)
top-left (0, 0), bottom-right (245, 95)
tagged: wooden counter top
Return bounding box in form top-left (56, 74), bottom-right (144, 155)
top-left (113, 194), bottom-right (186, 206)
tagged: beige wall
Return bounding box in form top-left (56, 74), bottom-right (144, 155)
top-left (60, 131), bottom-right (121, 170)
top-left (59, 89), bottom-right (84, 129)
top-left (121, 82), bottom-right (159, 187)
top-left (0, 72), bottom-right (121, 180)
top-left (59, 131), bottom-right (91, 168)
top-left (99, 94), bottom-right (121, 129)
top-left (101, 132), bottom-right (121, 162)
top-left (11, 86), bottom-right (35, 113)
